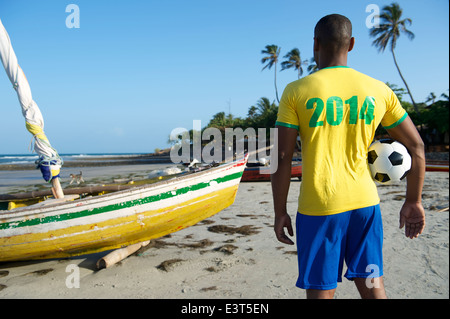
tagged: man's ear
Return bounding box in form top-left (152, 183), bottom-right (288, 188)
top-left (313, 37), bottom-right (320, 65)
top-left (313, 37), bottom-right (320, 52)
top-left (348, 37), bottom-right (355, 52)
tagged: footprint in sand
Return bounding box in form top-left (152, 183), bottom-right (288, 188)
top-left (0, 271), bottom-right (9, 292)
top-left (23, 268), bottom-right (54, 277)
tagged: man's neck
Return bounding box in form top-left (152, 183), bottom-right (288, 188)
top-left (317, 54), bottom-right (348, 70)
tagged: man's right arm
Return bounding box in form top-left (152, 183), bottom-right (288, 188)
top-left (271, 125), bottom-right (298, 245)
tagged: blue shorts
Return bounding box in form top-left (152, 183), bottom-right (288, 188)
top-left (295, 204), bottom-right (383, 290)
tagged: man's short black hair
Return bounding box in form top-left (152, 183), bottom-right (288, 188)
top-left (314, 14), bottom-right (352, 52)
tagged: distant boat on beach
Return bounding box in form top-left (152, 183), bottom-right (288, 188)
top-left (241, 161), bottom-right (302, 182)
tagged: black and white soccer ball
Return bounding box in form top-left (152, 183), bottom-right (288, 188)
top-left (368, 139), bottom-right (411, 185)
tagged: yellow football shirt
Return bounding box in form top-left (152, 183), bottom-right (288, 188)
top-left (276, 66), bottom-right (407, 216)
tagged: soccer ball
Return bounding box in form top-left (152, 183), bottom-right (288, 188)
top-left (368, 139), bottom-right (411, 185)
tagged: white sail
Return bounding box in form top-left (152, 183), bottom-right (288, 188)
top-left (0, 18), bottom-right (62, 182)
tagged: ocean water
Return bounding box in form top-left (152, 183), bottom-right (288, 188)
top-left (0, 153), bottom-right (177, 194)
top-left (0, 153), bottom-right (147, 166)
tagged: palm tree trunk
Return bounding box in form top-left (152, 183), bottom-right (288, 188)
top-left (391, 48), bottom-right (419, 115)
top-left (274, 63), bottom-right (280, 103)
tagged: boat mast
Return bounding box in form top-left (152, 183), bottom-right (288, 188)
top-left (0, 18), bottom-right (64, 198)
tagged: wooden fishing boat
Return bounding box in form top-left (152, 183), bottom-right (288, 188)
top-left (241, 161), bottom-right (302, 182)
top-left (240, 157), bottom-right (448, 183)
top-left (0, 21), bottom-right (250, 264)
top-left (0, 156), bottom-right (248, 262)
top-left (425, 160), bottom-right (449, 172)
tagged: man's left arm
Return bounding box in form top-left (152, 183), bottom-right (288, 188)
top-left (386, 115), bottom-right (426, 239)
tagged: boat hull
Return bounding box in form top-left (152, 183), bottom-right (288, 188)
top-left (241, 163), bottom-right (302, 182)
top-left (426, 160), bottom-right (449, 172)
top-left (0, 158), bottom-right (247, 262)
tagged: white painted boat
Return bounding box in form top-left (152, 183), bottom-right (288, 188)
top-left (0, 155), bottom-right (248, 262)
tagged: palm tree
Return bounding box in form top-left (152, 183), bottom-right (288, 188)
top-left (247, 105), bottom-right (258, 120)
top-left (208, 112), bottom-right (227, 131)
top-left (307, 57), bottom-right (319, 74)
top-left (253, 97), bottom-right (278, 129)
top-left (425, 92), bottom-right (437, 106)
top-left (254, 97), bottom-right (276, 116)
top-left (280, 48), bottom-right (308, 79)
top-left (386, 82), bottom-right (407, 102)
top-left (369, 2), bottom-right (418, 114)
top-left (261, 45), bottom-right (281, 103)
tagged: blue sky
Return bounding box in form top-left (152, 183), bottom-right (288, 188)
top-left (0, 0), bottom-right (448, 154)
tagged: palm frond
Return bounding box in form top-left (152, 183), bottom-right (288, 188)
top-left (369, 2), bottom-right (414, 52)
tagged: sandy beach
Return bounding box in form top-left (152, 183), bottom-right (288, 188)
top-left (0, 160), bottom-right (448, 300)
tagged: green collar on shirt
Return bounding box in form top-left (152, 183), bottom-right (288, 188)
top-left (320, 66), bottom-right (350, 70)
